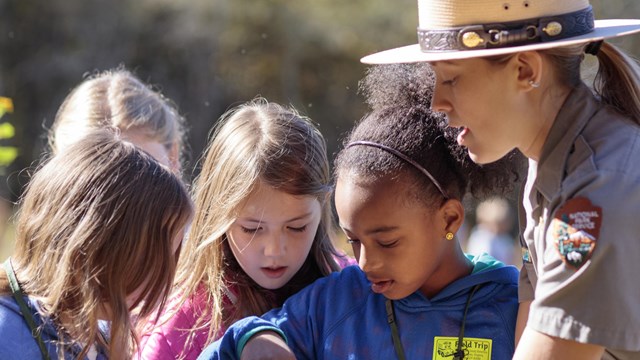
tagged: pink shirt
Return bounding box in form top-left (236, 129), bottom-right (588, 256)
top-left (135, 254), bottom-right (356, 360)
top-left (135, 285), bottom-right (218, 360)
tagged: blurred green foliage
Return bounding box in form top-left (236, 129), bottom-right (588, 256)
top-left (1, 0), bottom-right (639, 190)
top-left (0, 98), bottom-right (17, 175)
top-left (0, 0), bottom-right (418, 192)
top-left (0, 0), bottom-right (639, 258)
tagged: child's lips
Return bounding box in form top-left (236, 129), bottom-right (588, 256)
top-left (261, 266), bottom-right (287, 279)
top-left (371, 280), bottom-right (393, 294)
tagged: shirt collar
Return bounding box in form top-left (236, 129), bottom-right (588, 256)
top-left (534, 83), bottom-right (601, 200)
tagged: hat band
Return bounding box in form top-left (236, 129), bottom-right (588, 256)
top-left (418, 6), bottom-right (594, 52)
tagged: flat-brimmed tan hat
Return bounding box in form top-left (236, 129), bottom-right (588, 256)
top-left (362, 0), bottom-right (640, 64)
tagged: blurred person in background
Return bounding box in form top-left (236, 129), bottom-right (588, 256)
top-left (466, 197), bottom-right (518, 266)
top-left (49, 68), bottom-right (186, 173)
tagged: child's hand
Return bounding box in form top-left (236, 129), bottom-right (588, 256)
top-left (240, 331), bottom-right (295, 360)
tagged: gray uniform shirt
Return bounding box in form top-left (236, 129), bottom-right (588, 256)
top-left (519, 84), bottom-right (640, 359)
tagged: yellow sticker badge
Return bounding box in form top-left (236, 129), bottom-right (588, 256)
top-left (433, 336), bottom-right (492, 360)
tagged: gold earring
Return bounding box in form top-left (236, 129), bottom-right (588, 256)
top-left (445, 232), bottom-right (454, 241)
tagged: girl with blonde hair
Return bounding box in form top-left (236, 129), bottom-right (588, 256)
top-left (0, 130), bottom-right (193, 359)
top-left (138, 98), bottom-right (353, 360)
top-left (197, 62), bottom-right (521, 360)
top-left (362, 0), bottom-right (640, 357)
top-left (49, 68), bottom-right (186, 172)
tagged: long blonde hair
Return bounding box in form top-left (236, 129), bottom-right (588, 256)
top-left (176, 98), bottom-right (341, 345)
top-left (1, 130), bottom-right (193, 360)
top-left (48, 68), bottom-right (186, 168)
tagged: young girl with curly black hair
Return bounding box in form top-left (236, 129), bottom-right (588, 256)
top-left (198, 63), bottom-right (523, 360)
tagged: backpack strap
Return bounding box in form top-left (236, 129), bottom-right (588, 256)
top-left (3, 258), bottom-right (50, 360)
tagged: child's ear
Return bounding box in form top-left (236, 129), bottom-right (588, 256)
top-left (439, 199), bottom-right (465, 235)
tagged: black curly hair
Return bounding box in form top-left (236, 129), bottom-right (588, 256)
top-left (335, 63), bottom-right (523, 208)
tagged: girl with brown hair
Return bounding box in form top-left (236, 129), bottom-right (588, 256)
top-left (0, 130), bottom-right (193, 359)
top-left (138, 98), bottom-right (353, 360)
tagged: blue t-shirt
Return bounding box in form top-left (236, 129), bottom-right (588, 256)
top-left (199, 253), bottom-right (519, 360)
top-left (0, 294), bottom-right (108, 359)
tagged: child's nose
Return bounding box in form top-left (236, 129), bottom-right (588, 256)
top-left (358, 247), bottom-right (381, 273)
top-left (264, 232), bottom-right (286, 257)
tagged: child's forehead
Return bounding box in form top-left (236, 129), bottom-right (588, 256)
top-left (336, 171), bottom-right (443, 219)
top-left (336, 172), bottom-right (418, 206)
top-left (236, 184), bottom-right (321, 220)
top-left (337, 170), bottom-right (413, 191)
top-left (335, 175), bottom-right (440, 236)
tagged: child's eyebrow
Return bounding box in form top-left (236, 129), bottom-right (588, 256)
top-left (239, 212), bottom-right (313, 224)
top-left (339, 224), bottom-right (399, 235)
top-left (284, 212), bottom-right (313, 223)
top-left (366, 226), bottom-right (399, 235)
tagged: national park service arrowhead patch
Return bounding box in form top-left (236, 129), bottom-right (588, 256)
top-left (551, 197), bottom-right (601, 269)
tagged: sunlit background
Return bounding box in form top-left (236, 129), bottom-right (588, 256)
top-left (1, 0), bottom-right (639, 264)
